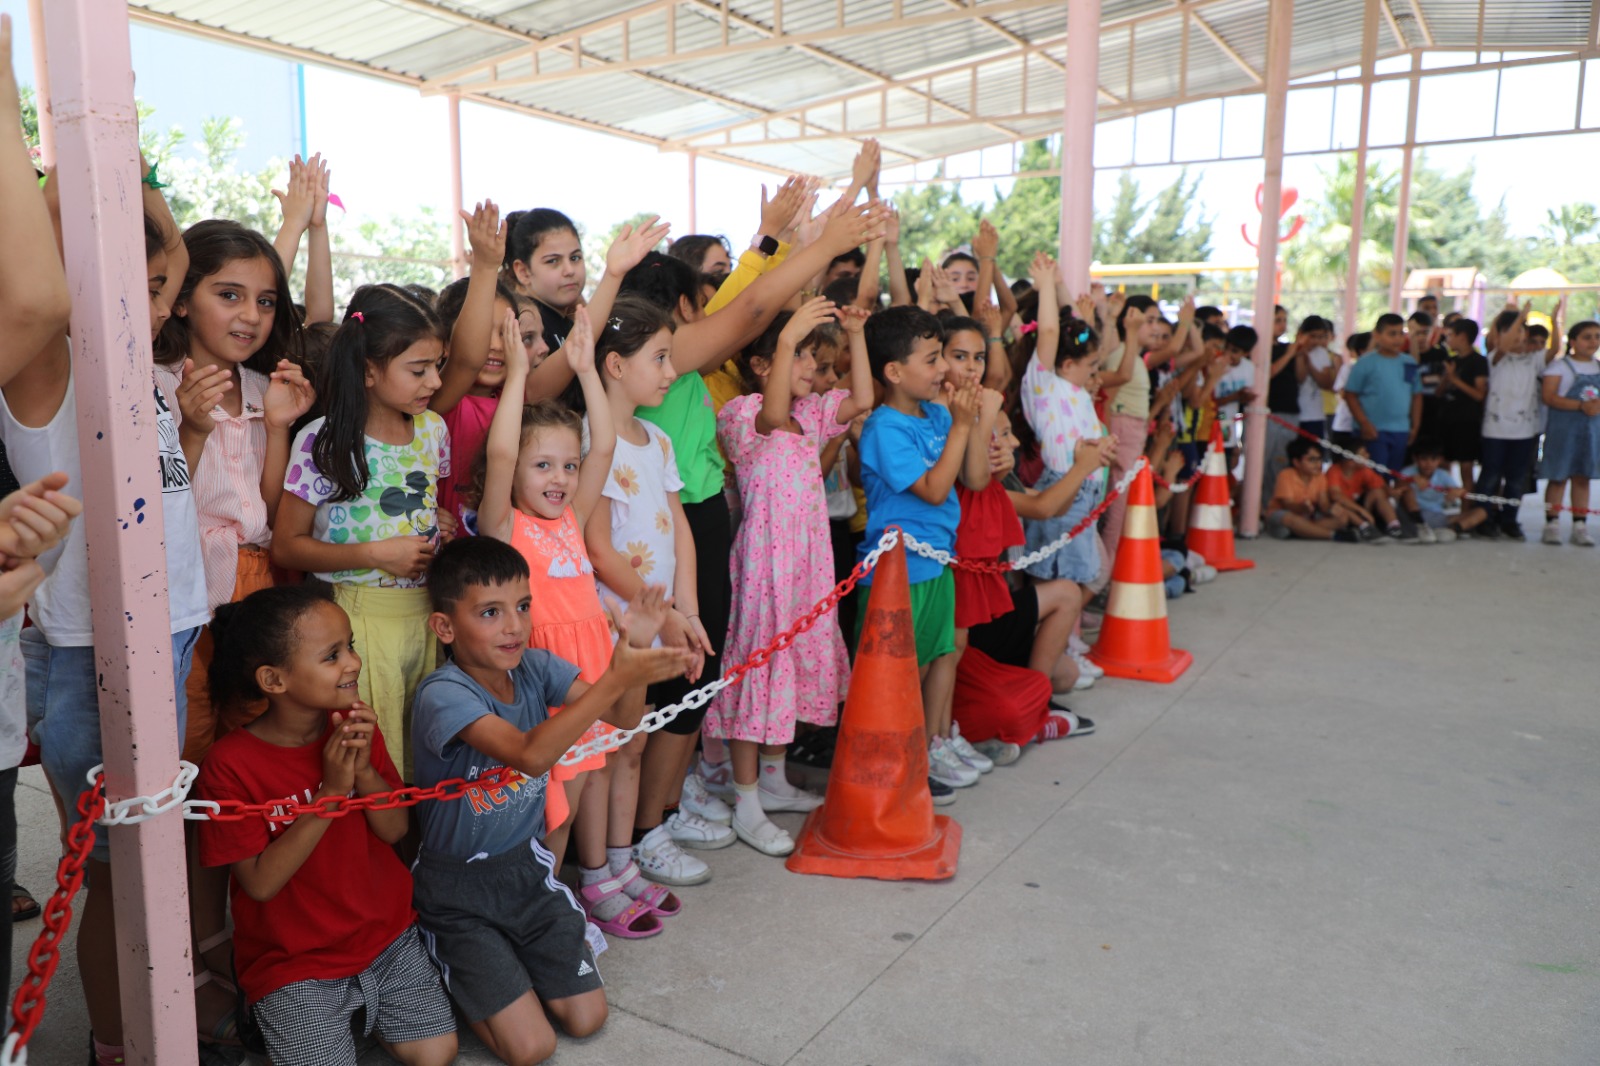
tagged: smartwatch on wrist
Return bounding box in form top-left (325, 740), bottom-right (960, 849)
top-left (753, 234), bottom-right (780, 257)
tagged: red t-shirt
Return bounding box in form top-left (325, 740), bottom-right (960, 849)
top-left (1327, 463), bottom-right (1385, 500)
top-left (438, 393), bottom-right (499, 525)
top-left (198, 721), bottom-right (415, 1003)
top-left (954, 480), bottom-right (1025, 629)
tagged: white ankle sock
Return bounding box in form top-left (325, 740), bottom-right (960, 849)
top-left (734, 780), bottom-right (765, 826)
top-left (606, 845), bottom-right (633, 874)
top-left (581, 864), bottom-right (613, 887)
top-left (758, 753), bottom-right (801, 796)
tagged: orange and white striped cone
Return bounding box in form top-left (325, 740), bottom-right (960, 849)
top-left (1186, 421), bottom-right (1254, 571)
top-left (1089, 465), bottom-right (1194, 683)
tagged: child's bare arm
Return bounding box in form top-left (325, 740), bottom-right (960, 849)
top-left (434, 201), bottom-right (505, 415)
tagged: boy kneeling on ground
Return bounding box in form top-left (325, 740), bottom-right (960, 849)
top-left (411, 538), bottom-right (694, 1066)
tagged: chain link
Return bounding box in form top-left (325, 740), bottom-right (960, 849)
top-left (904, 458), bottom-right (1148, 573)
top-left (1247, 408), bottom-right (1600, 517)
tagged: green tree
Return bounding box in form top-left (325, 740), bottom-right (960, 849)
top-left (890, 175), bottom-right (980, 268)
top-left (1131, 169), bottom-right (1211, 263)
top-left (585, 212), bottom-right (655, 282)
top-left (986, 139), bottom-right (1060, 277)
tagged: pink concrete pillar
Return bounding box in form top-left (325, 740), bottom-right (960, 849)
top-left (1058, 0), bottom-right (1100, 295)
top-left (41, 1), bottom-right (198, 1062)
top-left (1389, 54), bottom-right (1420, 313)
top-left (448, 92), bottom-right (467, 279)
top-left (687, 149), bottom-right (698, 233)
top-left (1343, 0), bottom-right (1379, 337)
top-left (1238, 0), bottom-right (1294, 537)
top-left (25, 0), bottom-right (53, 167)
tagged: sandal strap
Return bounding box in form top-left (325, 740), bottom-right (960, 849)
top-left (581, 877), bottom-right (656, 931)
top-left (612, 860), bottom-right (679, 914)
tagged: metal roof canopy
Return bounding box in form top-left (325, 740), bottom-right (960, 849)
top-left (127, 0), bottom-right (1600, 180)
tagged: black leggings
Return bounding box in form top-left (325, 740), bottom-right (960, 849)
top-left (646, 493), bottom-right (732, 734)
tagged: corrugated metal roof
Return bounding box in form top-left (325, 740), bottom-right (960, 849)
top-left (128, 0), bottom-right (1600, 176)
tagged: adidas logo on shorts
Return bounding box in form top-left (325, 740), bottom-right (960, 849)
top-left (577, 959), bottom-right (594, 977)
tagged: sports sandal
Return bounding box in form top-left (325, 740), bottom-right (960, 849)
top-left (612, 860), bottom-right (681, 917)
top-left (579, 878), bottom-right (663, 939)
top-left (11, 883), bottom-right (39, 923)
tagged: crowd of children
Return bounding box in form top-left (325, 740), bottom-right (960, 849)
top-left (1, 21), bottom-right (1596, 1062)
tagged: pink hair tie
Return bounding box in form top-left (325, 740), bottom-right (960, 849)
top-left (1020, 321), bottom-right (1038, 336)
top-left (351, 311), bottom-right (365, 323)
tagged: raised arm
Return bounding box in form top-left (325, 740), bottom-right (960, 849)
top-left (834, 306), bottom-right (877, 425)
top-left (476, 308), bottom-right (531, 544)
top-left (972, 297), bottom-right (1010, 392)
top-left (303, 155), bottom-right (334, 324)
top-left (271, 155), bottom-right (316, 282)
top-left (883, 206), bottom-right (912, 307)
top-left (1029, 252), bottom-right (1061, 373)
top-left (758, 297), bottom-right (835, 434)
top-left (566, 310), bottom-right (612, 527)
top-left (672, 201), bottom-right (884, 376)
top-left (433, 200), bottom-right (506, 415)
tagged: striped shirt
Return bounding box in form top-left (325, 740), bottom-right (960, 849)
top-left (154, 363), bottom-right (273, 611)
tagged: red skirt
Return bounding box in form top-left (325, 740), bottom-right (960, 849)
top-left (951, 646), bottom-right (1052, 745)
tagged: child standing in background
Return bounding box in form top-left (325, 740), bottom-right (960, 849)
top-left (708, 298), bottom-right (876, 856)
top-left (273, 285), bottom-right (452, 775)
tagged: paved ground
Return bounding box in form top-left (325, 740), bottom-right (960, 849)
top-left (10, 509), bottom-right (1600, 1066)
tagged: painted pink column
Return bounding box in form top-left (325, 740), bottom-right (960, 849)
top-left (25, 0), bottom-right (54, 166)
top-left (1343, 0), bottom-right (1379, 337)
top-left (1238, 0), bottom-right (1294, 537)
top-left (687, 149), bottom-right (698, 233)
top-left (1389, 53), bottom-right (1420, 312)
top-left (41, 2), bottom-right (199, 1063)
top-left (448, 92), bottom-right (467, 279)
top-left (1058, 0), bottom-right (1100, 295)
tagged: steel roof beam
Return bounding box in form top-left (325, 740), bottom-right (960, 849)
top-left (1192, 11), bottom-right (1264, 84)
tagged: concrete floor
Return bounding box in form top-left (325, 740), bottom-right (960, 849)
top-left (9, 513), bottom-right (1599, 1066)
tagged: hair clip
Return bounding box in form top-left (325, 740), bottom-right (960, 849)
top-left (351, 311), bottom-right (365, 323)
top-left (608, 317), bottom-right (622, 331)
top-left (1075, 329), bottom-right (1091, 344)
top-left (1019, 321), bottom-right (1039, 336)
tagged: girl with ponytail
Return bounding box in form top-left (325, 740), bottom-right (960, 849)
top-left (271, 283), bottom-right (451, 775)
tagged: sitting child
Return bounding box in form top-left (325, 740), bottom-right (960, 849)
top-left (409, 537), bottom-right (692, 1066)
top-left (1326, 441), bottom-right (1407, 541)
top-left (1399, 440), bottom-right (1486, 543)
top-left (198, 586), bottom-right (458, 1066)
top-left (1266, 437), bottom-right (1361, 543)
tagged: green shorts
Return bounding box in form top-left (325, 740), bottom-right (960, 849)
top-left (854, 568), bottom-right (957, 667)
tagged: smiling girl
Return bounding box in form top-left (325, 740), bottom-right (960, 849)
top-left (271, 284), bottom-right (451, 775)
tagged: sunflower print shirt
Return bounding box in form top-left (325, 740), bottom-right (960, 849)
top-left (592, 417), bottom-right (684, 600)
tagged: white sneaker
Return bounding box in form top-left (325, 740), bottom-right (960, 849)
top-left (947, 724), bottom-right (994, 774)
top-left (973, 738), bottom-right (1023, 767)
top-left (1190, 563), bottom-right (1218, 584)
top-left (1573, 524), bottom-right (1596, 547)
top-left (633, 824), bottom-right (712, 886)
top-left (1416, 523), bottom-right (1437, 544)
top-left (1072, 651), bottom-right (1105, 679)
top-left (698, 759), bottom-right (735, 799)
top-left (680, 772), bottom-right (732, 825)
top-left (1068, 634), bottom-right (1091, 658)
top-left (757, 782), bottom-right (824, 813)
top-left (1434, 527), bottom-right (1458, 543)
top-left (928, 737), bottom-right (980, 788)
top-left (1072, 671), bottom-right (1096, 691)
top-left (1543, 520), bottom-right (1563, 545)
top-left (666, 809), bottom-right (735, 850)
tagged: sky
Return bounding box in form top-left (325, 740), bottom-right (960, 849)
top-left (7, 2), bottom-right (1598, 271)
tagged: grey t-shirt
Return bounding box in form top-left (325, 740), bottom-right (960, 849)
top-left (412, 650), bottom-right (582, 860)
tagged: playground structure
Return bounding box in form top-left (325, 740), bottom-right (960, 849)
top-left (15, 0), bottom-right (1600, 1062)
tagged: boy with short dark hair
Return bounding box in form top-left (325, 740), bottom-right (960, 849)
top-left (1266, 437), bottom-right (1361, 543)
top-left (1399, 440), bottom-right (1487, 542)
top-left (856, 306), bottom-right (987, 792)
top-left (411, 538), bottom-right (693, 1066)
top-left (1439, 318), bottom-right (1489, 497)
top-left (1342, 312), bottom-right (1423, 473)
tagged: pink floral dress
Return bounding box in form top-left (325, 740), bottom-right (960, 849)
top-left (707, 390), bottom-right (851, 744)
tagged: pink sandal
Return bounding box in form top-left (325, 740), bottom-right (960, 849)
top-left (579, 876), bottom-right (663, 939)
top-left (613, 860), bottom-right (682, 917)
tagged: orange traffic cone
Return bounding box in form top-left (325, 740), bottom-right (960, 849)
top-left (1186, 421), bottom-right (1254, 571)
top-left (1089, 465), bottom-right (1194, 683)
top-left (787, 532), bottom-right (961, 881)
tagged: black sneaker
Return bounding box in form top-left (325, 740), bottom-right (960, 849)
top-left (927, 776), bottom-right (956, 806)
top-left (1471, 524), bottom-right (1502, 541)
top-left (789, 726), bottom-right (837, 769)
top-left (1501, 524), bottom-right (1526, 541)
top-left (1333, 528), bottom-right (1359, 543)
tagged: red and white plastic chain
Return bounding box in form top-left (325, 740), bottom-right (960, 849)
top-left (3, 775), bottom-right (104, 1066)
top-left (1249, 409), bottom-right (1600, 517)
top-left (1149, 462), bottom-right (1206, 494)
top-left (903, 456), bottom-right (1148, 574)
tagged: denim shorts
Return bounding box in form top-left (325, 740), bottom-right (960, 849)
top-left (21, 626), bottom-right (201, 862)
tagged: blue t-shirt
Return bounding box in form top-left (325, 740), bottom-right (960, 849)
top-left (411, 650), bottom-right (581, 859)
top-left (1400, 464), bottom-right (1460, 516)
top-left (1343, 352), bottom-right (1422, 433)
top-left (856, 401), bottom-right (961, 585)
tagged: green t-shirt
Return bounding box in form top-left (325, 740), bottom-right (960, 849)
top-left (637, 372), bottom-right (725, 504)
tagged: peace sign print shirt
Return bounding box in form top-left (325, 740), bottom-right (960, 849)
top-left (284, 411), bottom-right (452, 587)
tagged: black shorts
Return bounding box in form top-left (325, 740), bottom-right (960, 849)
top-left (647, 492), bottom-right (732, 734)
top-left (413, 840), bottom-right (601, 1022)
top-left (1438, 418), bottom-right (1482, 463)
top-left (966, 583), bottom-right (1038, 670)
